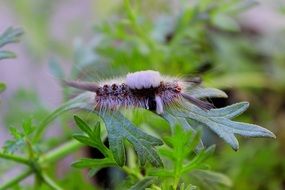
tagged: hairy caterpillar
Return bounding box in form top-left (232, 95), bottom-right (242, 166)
top-left (64, 70), bottom-right (213, 114)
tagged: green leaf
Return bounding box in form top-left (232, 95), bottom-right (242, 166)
top-left (0, 27), bottom-right (23, 48)
top-left (0, 83), bottom-right (6, 93)
top-left (72, 116), bottom-right (119, 171)
top-left (182, 145), bottom-right (215, 173)
top-left (0, 51), bottom-right (16, 60)
top-left (148, 168), bottom-right (173, 177)
top-left (161, 113), bottom-right (204, 151)
top-left (99, 111), bottom-right (163, 167)
top-left (149, 125), bottom-right (213, 188)
top-left (8, 127), bottom-right (22, 140)
top-left (3, 139), bottom-right (25, 154)
top-left (22, 118), bottom-right (34, 136)
top-left (129, 177), bottom-right (155, 190)
top-left (72, 134), bottom-right (99, 148)
top-left (74, 116), bottom-right (94, 138)
top-left (187, 87), bottom-right (228, 99)
top-left (190, 169), bottom-right (232, 189)
top-left (71, 157), bottom-right (116, 169)
top-left (206, 102), bottom-right (249, 119)
top-left (166, 102), bottom-right (275, 150)
top-left (2, 118), bottom-right (37, 154)
top-left (87, 168), bottom-right (100, 177)
top-left (0, 27), bottom-right (22, 61)
top-left (73, 116), bottom-right (110, 157)
top-left (180, 183), bottom-right (198, 190)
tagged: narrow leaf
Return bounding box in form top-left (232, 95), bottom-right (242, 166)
top-left (73, 119), bottom-right (110, 157)
top-left (187, 87), bottom-right (228, 99)
top-left (71, 157), bottom-right (116, 168)
top-left (0, 27), bottom-right (23, 48)
top-left (74, 116), bottom-right (94, 137)
top-left (207, 102), bottom-right (249, 119)
top-left (129, 177), bottom-right (155, 190)
top-left (0, 51), bottom-right (16, 60)
top-left (22, 118), bottom-right (33, 136)
top-left (72, 134), bottom-right (99, 148)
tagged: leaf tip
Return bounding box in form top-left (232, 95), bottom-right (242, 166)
top-left (230, 140), bottom-right (239, 151)
top-left (266, 131), bottom-right (276, 139)
top-left (241, 101), bottom-right (250, 109)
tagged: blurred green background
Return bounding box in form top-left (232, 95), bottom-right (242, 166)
top-left (0, 0), bottom-right (285, 189)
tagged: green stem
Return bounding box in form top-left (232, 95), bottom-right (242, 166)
top-left (0, 169), bottom-right (32, 190)
top-left (0, 140), bottom-right (83, 189)
top-left (33, 174), bottom-right (43, 190)
top-left (33, 105), bottom-right (69, 143)
top-left (122, 166), bottom-right (143, 180)
top-left (39, 139), bottom-right (83, 164)
top-left (25, 138), bottom-right (35, 159)
top-left (0, 152), bottom-right (30, 165)
top-left (33, 92), bottom-right (90, 143)
top-left (41, 172), bottom-right (63, 190)
top-left (173, 152), bottom-right (183, 189)
top-left (151, 184), bottom-right (162, 190)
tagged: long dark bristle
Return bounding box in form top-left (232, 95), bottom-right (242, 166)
top-left (63, 80), bottom-right (99, 92)
top-left (181, 93), bottom-right (214, 110)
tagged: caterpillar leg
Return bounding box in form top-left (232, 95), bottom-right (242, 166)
top-left (155, 95), bottom-right (164, 114)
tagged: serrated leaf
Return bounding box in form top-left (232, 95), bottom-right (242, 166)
top-left (3, 139), bottom-right (25, 154)
top-left (99, 111), bottom-right (163, 167)
top-left (0, 51), bottom-right (16, 60)
top-left (73, 117), bottom-right (110, 157)
top-left (71, 157), bottom-right (116, 168)
top-left (129, 177), bottom-right (155, 190)
top-left (167, 102), bottom-right (275, 150)
top-left (34, 92), bottom-right (162, 169)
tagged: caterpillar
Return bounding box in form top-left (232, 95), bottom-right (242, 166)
top-left (64, 70), bottom-right (213, 114)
